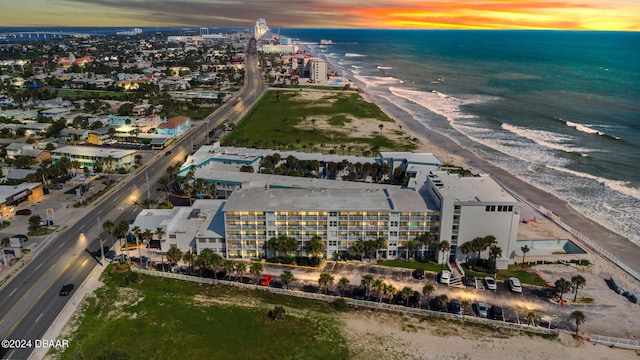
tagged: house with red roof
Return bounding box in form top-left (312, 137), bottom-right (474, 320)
top-left (157, 116), bottom-right (192, 139)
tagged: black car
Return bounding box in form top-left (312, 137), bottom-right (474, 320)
top-left (489, 305), bottom-right (504, 320)
top-left (448, 299), bottom-right (462, 315)
top-left (412, 268), bottom-right (425, 280)
top-left (16, 209), bottom-right (32, 216)
top-left (59, 283), bottom-right (74, 296)
top-left (463, 276), bottom-right (476, 287)
top-left (14, 234), bottom-right (28, 242)
top-left (165, 151), bottom-right (172, 156)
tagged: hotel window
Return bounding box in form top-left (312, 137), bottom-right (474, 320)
top-left (390, 221), bottom-right (399, 227)
top-left (329, 241), bottom-right (337, 246)
top-left (486, 206), bottom-right (491, 212)
top-left (268, 230), bottom-right (275, 237)
top-left (508, 206), bottom-right (513, 212)
top-left (329, 212), bottom-right (338, 217)
top-left (490, 206), bottom-right (496, 212)
top-left (390, 231), bottom-right (398, 237)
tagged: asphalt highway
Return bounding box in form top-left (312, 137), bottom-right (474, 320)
top-left (0, 39), bottom-right (265, 360)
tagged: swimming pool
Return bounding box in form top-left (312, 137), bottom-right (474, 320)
top-left (516, 239), bottom-right (587, 256)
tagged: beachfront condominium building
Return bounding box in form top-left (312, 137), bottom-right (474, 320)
top-left (309, 59), bottom-right (327, 83)
top-left (424, 171), bottom-right (520, 269)
top-left (223, 187), bottom-right (440, 260)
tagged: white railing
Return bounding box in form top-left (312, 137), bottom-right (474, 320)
top-left (537, 204), bottom-right (640, 282)
top-left (589, 334), bottom-right (640, 350)
top-left (134, 269), bottom-right (558, 336)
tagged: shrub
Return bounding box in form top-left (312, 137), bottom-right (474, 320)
top-left (266, 257), bottom-right (279, 264)
top-left (268, 306), bottom-right (286, 320)
top-left (332, 298), bottom-right (348, 311)
top-left (310, 256), bottom-right (322, 267)
top-left (279, 256), bottom-right (294, 265)
top-left (295, 256), bottom-right (309, 267)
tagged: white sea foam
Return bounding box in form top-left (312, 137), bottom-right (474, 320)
top-left (345, 53), bottom-right (366, 57)
top-left (354, 75), bottom-right (404, 88)
top-left (351, 65), bottom-right (363, 69)
top-left (501, 123), bottom-right (592, 155)
top-left (565, 121), bottom-right (621, 140)
top-left (545, 164), bottom-right (640, 200)
top-left (377, 66), bottom-right (393, 70)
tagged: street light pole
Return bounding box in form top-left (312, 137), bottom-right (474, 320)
top-left (98, 216), bottom-right (104, 264)
top-left (145, 171), bottom-right (150, 199)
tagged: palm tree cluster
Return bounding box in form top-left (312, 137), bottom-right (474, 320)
top-left (267, 234), bottom-right (299, 257)
top-left (157, 164), bottom-right (218, 207)
top-left (352, 238), bottom-right (387, 260)
top-left (460, 235), bottom-right (501, 272)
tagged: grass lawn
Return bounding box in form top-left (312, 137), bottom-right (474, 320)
top-left (222, 90), bottom-right (417, 153)
top-left (463, 265), bottom-right (547, 287)
top-left (377, 259), bottom-right (444, 273)
top-left (54, 268), bottom-right (349, 360)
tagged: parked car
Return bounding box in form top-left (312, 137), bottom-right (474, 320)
top-left (59, 283), bottom-right (75, 296)
top-left (509, 277), bottom-right (523, 293)
top-left (165, 151), bottom-right (172, 156)
top-left (476, 302), bottom-right (488, 318)
top-left (412, 268), bottom-right (425, 280)
top-left (40, 220), bottom-right (54, 227)
top-left (16, 209), bottom-right (32, 216)
top-left (50, 184), bottom-right (64, 190)
top-left (440, 270), bottom-right (451, 285)
top-left (448, 299), bottom-right (462, 315)
top-left (259, 274), bottom-right (273, 286)
top-left (463, 275), bottom-right (476, 287)
top-left (489, 305), bottom-right (504, 320)
top-left (14, 234), bottom-right (28, 242)
top-left (484, 277), bottom-right (497, 290)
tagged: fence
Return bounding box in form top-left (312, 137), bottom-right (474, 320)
top-left (134, 269), bottom-right (558, 336)
top-left (589, 334), bottom-right (640, 350)
top-left (538, 205), bottom-right (640, 283)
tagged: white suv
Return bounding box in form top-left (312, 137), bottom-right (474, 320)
top-left (440, 270), bottom-right (451, 285)
top-left (509, 277), bottom-right (523, 293)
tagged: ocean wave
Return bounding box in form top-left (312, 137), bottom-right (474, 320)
top-left (345, 53), bottom-right (366, 57)
top-left (377, 66), bottom-right (393, 70)
top-left (565, 121), bottom-right (621, 140)
top-left (501, 123), bottom-right (592, 156)
top-left (354, 75), bottom-right (403, 88)
top-left (545, 164), bottom-right (640, 201)
top-left (351, 65), bottom-right (363, 69)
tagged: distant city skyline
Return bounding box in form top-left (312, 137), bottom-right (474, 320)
top-left (3, 0), bottom-right (639, 31)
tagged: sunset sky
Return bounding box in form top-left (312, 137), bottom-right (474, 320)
top-left (3, 0), bottom-right (640, 31)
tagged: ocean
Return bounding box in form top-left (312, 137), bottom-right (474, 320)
top-left (280, 29), bottom-right (640, 246)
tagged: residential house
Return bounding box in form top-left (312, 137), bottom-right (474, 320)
top-left (156, 116), bottom-right (191, 139)
top-left (51, 146), bottom-right (136, 171)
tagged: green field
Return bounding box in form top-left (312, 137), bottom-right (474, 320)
top-left (222, 90), bottom-right (418, 154)
top-left (54, 268), bottom-right (349, 360)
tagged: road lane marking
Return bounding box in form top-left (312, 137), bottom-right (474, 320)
top-left (9, 288), bottom-right (17, 297)
top-left (0, 263), bottom-right (55, 328)
top-left (79, 224), bottom-right (85, 231)
top-left (35, 313), bottom-right (43, 323)
top-left (7, 263), bottom-right (70, 335)
top-left (58, 243), bottom-right (65, 248)
top-left (36, 263), bottom-right (43, 270)
top-left (81, 259), bottom-right (88, 266)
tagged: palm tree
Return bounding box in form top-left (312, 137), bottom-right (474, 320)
top-left (520, 245), bottom-right (530, 266)
top-left (378, 123), bottom-right (384, 135)
top-left (373, 279), bottom-right (386, 303)
top-left (223, 259), bottom-right (235, 280)
top-left (422, 284), bottom-right (434, 308)
top-left (489, 245), bottom-right (502, 269)
top-left (318, 272), bottom-right (335, 295)
top-left (571, 275), bottom-right (586, 302)
top-left (568, 310), bottom-right (586, 336)
top-left (384, 284), bottom-right (397, 304)
top-left (337, 277), bottom-right (350, 297)
top-left (166, 247), bottom-right (183, 267)
top-left (401, 286), bottom-right (413, 306)
top-left (418, 232), bottom-right (435, 260)
top-left (280, 270), bottom-right (294, 289)
top-left (235, 261), bottom-right (247, 282)
top-left (436, 294), bottom-right (448, 312)
top-left (461, 242), bottom-right (473, 265)
top-left (555, 277), bottom-right (572, 303)
top-left (308, 235), bottom-right (325, 257)
top-left (155, 227), bottom-right (166, 271)
top-left (250, 262), bottom-right (263, 284)
top-left (405, 240), bottom-right (416, 260)
top-left (375, 237), bottom-right (387, 260)
top-left (361, 274), bottom-right (374, 300)
top-left (438, 240), bottom-right (450, 266)
top-left (193, 255), bottom-right (206, 276)
top-left (526, 311), bottom-right (536, 326)
top-left (142, 229), bottom-right (153, 247)
top-left (102, 220), bottom-right (115, 246)
top-left (352, 240), bottom-right (365, 260)
top-left (182, 252), bottom-right (195, 274)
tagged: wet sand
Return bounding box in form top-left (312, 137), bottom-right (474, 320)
top-left (361, 89), bottom-right (640, 281)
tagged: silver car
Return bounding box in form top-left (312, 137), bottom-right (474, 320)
top-left (476, 302), bottom-right (488, 317)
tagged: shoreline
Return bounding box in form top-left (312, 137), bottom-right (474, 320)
top-left (357, 88), bottom-right (640, 282)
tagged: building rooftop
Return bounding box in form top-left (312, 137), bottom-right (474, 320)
top-left (224, 187), bottom-right (436, 213)
top-left (52, 146), bottom-right (135, 159)
top-left (0, 182), bottom-right (41, 203)
top-left (158, 116), bottom-right (189, 129)
top-left (428, 171), bottom-right (519, 204)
